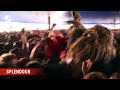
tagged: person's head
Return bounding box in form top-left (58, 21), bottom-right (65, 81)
top-left (25, 61), bottom-right (40, 68)
top-left (0, 62), bottom-right (9, 68)
top-left (13, 41), bottom-right (22, 49)
top-left (0, 43), bottom-right (4, 55)
top-left (9, 48), bottom-right (20, 56)
top-left (9, 48), bottom-right (22, 59)
top-left (114, 32), bottom-right (120, 54)
top-left (67, 24), bottom-right (86, 49)
top-left (2, 42), bottom-right (12, 53)
top-left (60, 31), bottom-right (67, 37)
top-left (21, 28), bottom-right (25, 34)
top-left (0, 53), bottom-right (18, 67)
top-left (110, 72), bottom-right (120, 79)
top-left (83, 72), bottom-right (107, 79)
top-left (72, 11), bottom-right (81, 21)
top-left (17, 57), bottom-right (30, 68)
top-left (66, 25), bottom-right (116, 63)
top-left (65, 25), bottom-right (116, 77)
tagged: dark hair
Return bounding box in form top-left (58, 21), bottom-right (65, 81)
top-left (115, 34), bottom-right (120, 44)
top-left (9, 48), bottom-right (19, 55)
top-left (21, 28), bottom-right (25, 34)
top-left (2, 42), bottom-right (13, 53)
top-left (83, 72), bottom-right (107, 79)
top-left (114, 32), bottom-right (120, 57)
top-left (13, 41), bottom-right (22, 49)
top-left (0, 62), bottom-right (9, 68)
top-left (67, 23), bottom-right (86, 49)
top-left (25, 61), bottom-right (40, 68)
top-left (17, 57), bottom-right (30, 68)
top-left (110, 72), bottom-right (120, 79)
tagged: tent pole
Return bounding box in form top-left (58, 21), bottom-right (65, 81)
top-left (48, 11), bottom-right (51, 30)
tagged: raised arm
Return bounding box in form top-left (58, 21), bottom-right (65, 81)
top-left (21, 28), bottom-right (29, 56)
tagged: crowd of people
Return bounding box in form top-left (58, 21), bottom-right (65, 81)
top-left (0, 11), bottom-right (120, 79)
top-left (0, 26), bottom-right (119, 79)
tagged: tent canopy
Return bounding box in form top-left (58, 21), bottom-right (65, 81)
top-left (0, 11), bottom-right (119, 24)
top-left (0, 11), bottom-right (119, 32)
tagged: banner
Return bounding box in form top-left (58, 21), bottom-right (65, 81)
top-left (0, 68), bottom-right (43, 75)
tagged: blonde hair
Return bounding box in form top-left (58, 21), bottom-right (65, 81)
top-left (0, 53), bottom-right (16, 65)
top-left (67, 23), bottom-right (86, 49)
top-left (64, 25), bottom-right (116, 78)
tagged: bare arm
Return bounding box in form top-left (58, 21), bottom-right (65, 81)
top-left (21, 28), bottom-right (28, 50)
top-left (29, 41), bottom-right (41, 60)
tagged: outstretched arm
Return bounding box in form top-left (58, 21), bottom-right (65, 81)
top-left (48, 23), bottom-right (56, 37)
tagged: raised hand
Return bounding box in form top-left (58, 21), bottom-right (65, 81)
top-left (82, 59), bottom-right (93, 76)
